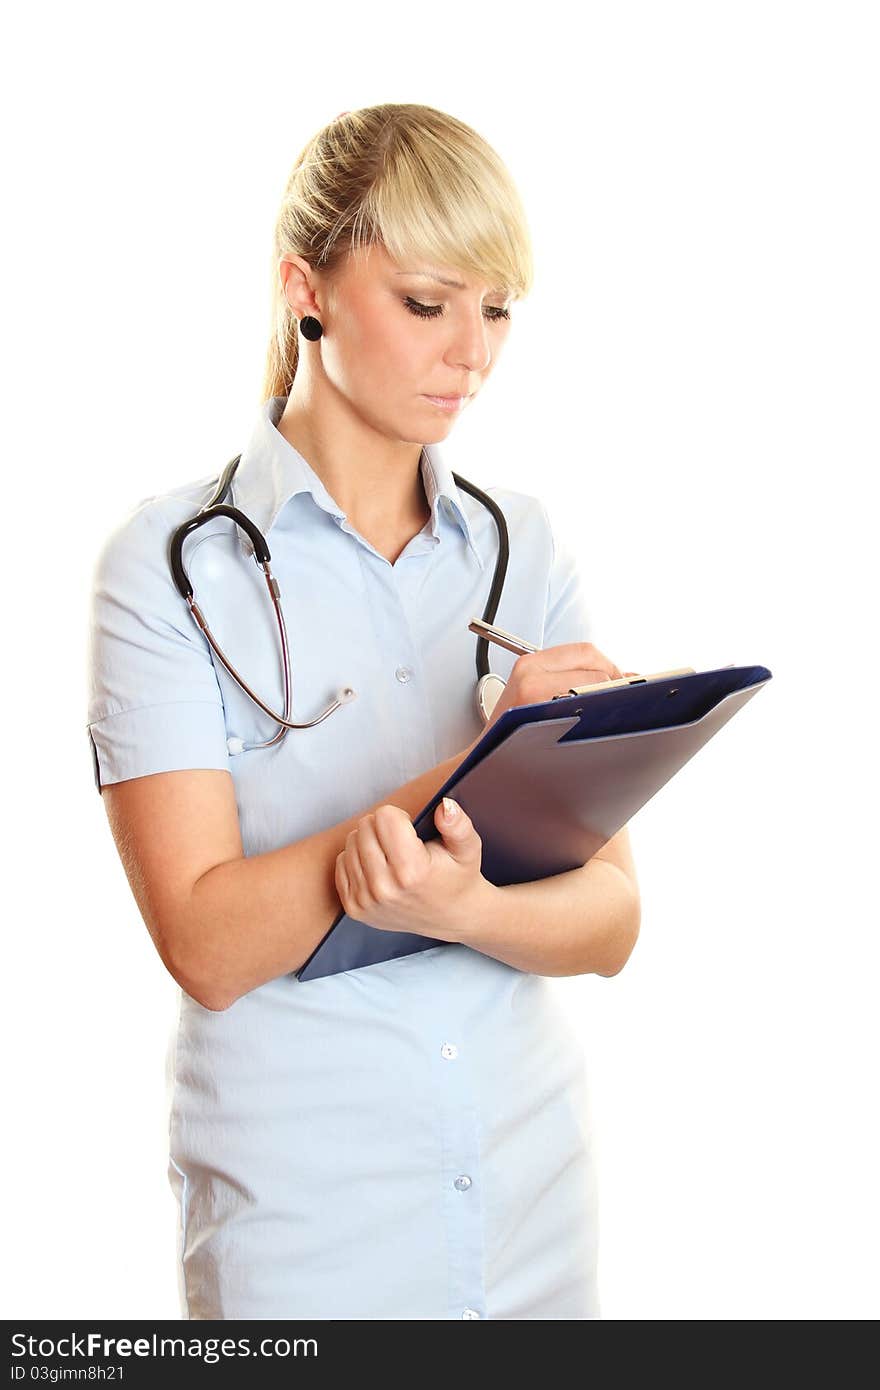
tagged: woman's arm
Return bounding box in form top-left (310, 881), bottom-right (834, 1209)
top-left (103, 645), bottom-right (643, 1008)
top-left (453, 826), bottom-right (641, 978)
top-left (102, 733), bottom-right (485, 1012)
top-left (105, 733), bottom-right (639, 1006)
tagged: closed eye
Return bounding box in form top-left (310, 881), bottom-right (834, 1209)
top-left (404, 297), bottom-right (511, 322)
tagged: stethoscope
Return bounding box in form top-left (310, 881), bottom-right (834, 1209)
top-left (169, 453), bottom-right (511, 751)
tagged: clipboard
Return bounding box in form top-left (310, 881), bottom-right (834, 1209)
top-left (295, 662), bottom-right (772, 982)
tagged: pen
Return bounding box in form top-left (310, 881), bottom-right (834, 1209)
top-left (468, 618), bottom-right (539, 656)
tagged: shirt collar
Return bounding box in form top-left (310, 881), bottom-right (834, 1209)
top-left (228, 395), bottom-right (484, 570)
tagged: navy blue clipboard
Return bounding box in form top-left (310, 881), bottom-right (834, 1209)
top-left (295, 662), bottom-right (772, 982)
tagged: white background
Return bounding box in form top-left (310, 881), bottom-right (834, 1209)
top-left (3, 0), bottom-right (877, 1320)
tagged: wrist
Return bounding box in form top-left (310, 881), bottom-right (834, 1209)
top-left (448, 875), bottom-right (503, 949)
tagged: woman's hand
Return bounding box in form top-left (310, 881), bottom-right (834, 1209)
top-left (485, 641), bottom-right (641, 730)
top-left (334, 798), bottom-right (494, 941)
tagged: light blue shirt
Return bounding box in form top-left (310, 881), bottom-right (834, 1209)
top-left (86, 395), bottom-right (601, 1319)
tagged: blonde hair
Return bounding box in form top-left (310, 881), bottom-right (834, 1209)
top-left (261, 103), bottom-right (534, 402)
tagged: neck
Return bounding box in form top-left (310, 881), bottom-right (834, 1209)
top-left (276, 378), bottom-right (430, 533)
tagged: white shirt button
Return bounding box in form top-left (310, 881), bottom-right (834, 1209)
top-left (226, 737), bottom-right (245, 756)
top-left (454, 1175), bottom-right (472, 1191)
top-left (440, 1042), bottom-right (458, 1060)
top-left (395, 666), bottom-right (413, 683)
top-left (461, 1308), bottom-right (481, 1319)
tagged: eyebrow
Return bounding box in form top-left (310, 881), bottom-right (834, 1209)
top-left (395, 269), bottom-right (509, 295)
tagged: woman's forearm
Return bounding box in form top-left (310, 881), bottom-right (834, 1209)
top-left (181, 734), bottom-right (484, 1010)
top-left (455, 859), bottom-right (641, 978)
top-left (180, 731), bottom-right (637, 1004)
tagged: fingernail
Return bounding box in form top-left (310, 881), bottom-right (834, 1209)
top-left (442, 797), bottom-right (459, 820)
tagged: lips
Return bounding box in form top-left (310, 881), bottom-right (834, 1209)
top-left (423, 394), bottom-right (469, 411)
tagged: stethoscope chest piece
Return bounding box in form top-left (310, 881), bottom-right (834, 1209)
top-left (476, 672), bottom-right (507, 725)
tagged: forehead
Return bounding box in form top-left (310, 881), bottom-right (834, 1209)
top-left (349, 243), bottom-right (508, 295)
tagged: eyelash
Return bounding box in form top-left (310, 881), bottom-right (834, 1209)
top-left (403, 296), bottom-right (511, 323)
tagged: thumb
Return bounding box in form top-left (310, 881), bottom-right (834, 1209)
top-left (433, 797), bottom-right (481, 863)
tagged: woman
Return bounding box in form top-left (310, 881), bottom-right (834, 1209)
top-left (86, 103), bottom-right (641, 1320)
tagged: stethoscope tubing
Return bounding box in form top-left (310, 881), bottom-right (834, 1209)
top-left (168, 454), bottom-right (510, 745)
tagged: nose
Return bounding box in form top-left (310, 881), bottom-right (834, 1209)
top-left (445, 308), bottom-right (493, 378)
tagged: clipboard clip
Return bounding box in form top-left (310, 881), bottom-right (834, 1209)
top-left (552, 666), bottom-right (698, 699)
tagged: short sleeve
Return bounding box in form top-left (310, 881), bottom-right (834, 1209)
top-left (86, 499), bottom-right (230, 792)
top-left (539, 501), bottom-right (594, 649)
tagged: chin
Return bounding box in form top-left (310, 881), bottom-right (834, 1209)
top-left (397, 405), bottom-right (455, 440)
top-left (421, 420), bottom-right (458, 445)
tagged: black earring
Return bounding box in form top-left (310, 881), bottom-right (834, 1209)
top-left (299, 315), bottom-right (324, 341)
